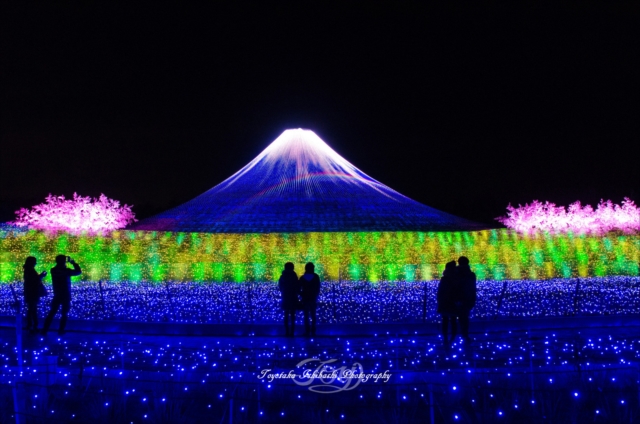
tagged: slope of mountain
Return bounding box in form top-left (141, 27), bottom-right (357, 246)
top-left (130, 129), bottom-right (486, 232)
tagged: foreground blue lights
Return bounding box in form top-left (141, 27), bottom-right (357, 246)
top-left (1, 276), bottom-right (638, 324)
top-left (0, 323), bottom-right (638, 423)
top-left (0, 275), bottom-right (639, 422)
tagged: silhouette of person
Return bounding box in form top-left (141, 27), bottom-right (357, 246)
top-left (456, 256), bottom-right (477, 343)
top-left (23, 256), bottom-right (47, 334)
top-left (436, 261), bottom-right (457, 344)
top-left (299, 262), bottom-right (321, 337)
top-left (278, 262), bottom-right (299, 337)
top-left (42, 255), bottom-right (81, 336)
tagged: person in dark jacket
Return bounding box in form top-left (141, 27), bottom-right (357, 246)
top-left (23, 256), bottom-right (47, 334)
top-left (278, 262), bottom-right (299, 337)
top-left (456, 256), bottom-right (477, 343)
top-left (436, 261), bottom-right (457, 343)
top-left (42, 255), bottom-right (81, 336)
top-left (299, 262), bottom-right (321, 337)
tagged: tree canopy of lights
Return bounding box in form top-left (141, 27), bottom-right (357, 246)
top-left (11, 193), bottom-right (136, 235)
top-left (496, 198), bottom-right (640, 235)
top-left (0, 229), bottom-right (637, 284)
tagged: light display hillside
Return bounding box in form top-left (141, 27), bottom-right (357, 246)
top-left (1, 130), bottom-right (638, 284)
top-left (130, 129), bottom-right (486, 233)
top-left (0, 229), bottom-right (638, 283)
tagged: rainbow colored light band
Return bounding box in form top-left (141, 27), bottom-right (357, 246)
top-left (1, 229), bottom-right (638, 283)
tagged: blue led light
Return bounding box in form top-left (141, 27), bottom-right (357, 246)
top-left (2, 276), bottom-right (638, 324)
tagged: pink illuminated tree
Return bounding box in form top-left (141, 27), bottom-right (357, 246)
top-left (12, 193), bottom-right (137, 234)
top-left (496, 198), bottom-right (640, 235)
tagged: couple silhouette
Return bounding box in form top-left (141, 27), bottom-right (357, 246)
top-left (436, 256), bottom-right (477, 344)
top-left (278, 262), bottom-right (321, 337)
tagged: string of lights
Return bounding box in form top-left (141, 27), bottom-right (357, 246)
top-left (1, 229), bottom-right (638, 284)
top-left (1, 328), bottom-right (638, 422)
top-left (1, 277), bottom-right (638, 323)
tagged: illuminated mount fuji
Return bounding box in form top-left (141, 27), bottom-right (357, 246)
top-left (131, 129), bottom-right (487, 233)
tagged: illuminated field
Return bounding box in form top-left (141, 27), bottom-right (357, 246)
top-left (2, 277), bottom-right (639, 324)
top-left (1, 229), bottom-right (638, 283)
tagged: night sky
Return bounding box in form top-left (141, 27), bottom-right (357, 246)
top-left (2, 3), bottom-right (639, 226)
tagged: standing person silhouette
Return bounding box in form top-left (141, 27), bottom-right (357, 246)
top-left (456, 256), bottom-right (477, 343)
top-left (436, 261), bottom-right (457, 344)
top-left (278, 262), bottom-right (299, 337)
top-left (42, 255), bottom-right (81, 336)
top-left (299, 262), bottom-right (321, 337)
top-left (23, 256), bottom-right (47, 334)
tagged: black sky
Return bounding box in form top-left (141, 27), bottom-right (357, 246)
top-left (1, 2), bottom-right (639, 226)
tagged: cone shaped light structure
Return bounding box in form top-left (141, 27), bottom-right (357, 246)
top-left (131, 129), bottom-right (486, 233)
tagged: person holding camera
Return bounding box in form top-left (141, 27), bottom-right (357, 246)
top-left (23, 256), bottom-right (47, 334)
top-left (42, 255), bottom-right (81, 336)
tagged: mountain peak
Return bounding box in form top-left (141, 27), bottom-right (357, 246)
top-left (222, 129), bottom-right (374, 189)
top-left (131, 130), bottom-right (486, 233)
